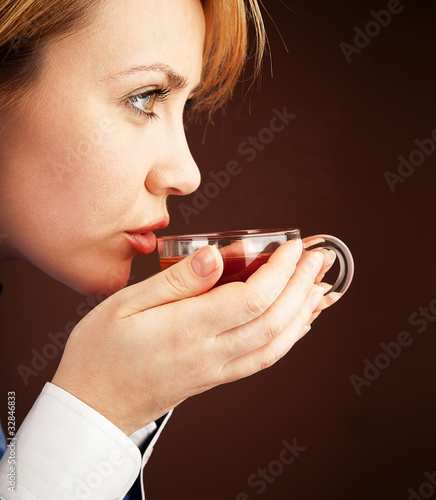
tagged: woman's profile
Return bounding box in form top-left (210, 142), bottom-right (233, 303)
top-left (0, 0), bottom-right (343, 498)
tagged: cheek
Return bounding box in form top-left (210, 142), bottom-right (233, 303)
top-left (48, 127), bottom-right (139, 226)
top-left (2, 108), bottom-right (146, 238)
top-left (0, 108), bottom-right (149, 295)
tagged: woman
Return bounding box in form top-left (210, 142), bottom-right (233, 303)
top-left (0, 0), bottom-right (340, 498)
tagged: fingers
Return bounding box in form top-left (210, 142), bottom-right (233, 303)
top-left (308, 310), bottom-right (321, 327)
top-left (318, 291), bottom-right (342, 310)
top-left (303, 236), bottom-right (337, 283)
top-left (219, 282), bottom-right (325, 383)
top-left (315, 249), bottom-right (336, 282)
top-left (311, 280), bottom-right (342, 312)
top-left (156, 238), bottom-right (305, 338)
top-left (113, 245), bottom-right (224, 318)
top-left (215, 251), bottom-right (325, 360)
top-left (304, 238), bottom-right (341, 312)
top-left (304, 247), bottom-right (336, 284)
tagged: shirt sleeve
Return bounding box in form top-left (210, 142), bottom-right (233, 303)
top-left (124, 412), bottom-right (172, 500)
top-left (0, 383), bottom-right (172, 500)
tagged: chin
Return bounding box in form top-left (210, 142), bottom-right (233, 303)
top-left (51, 259), bottom-right (133, 299)
top-left (78, 275), bottom-right (129, 299)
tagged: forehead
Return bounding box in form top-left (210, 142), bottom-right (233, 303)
top-left (44, 0), bottom-right (205, 87)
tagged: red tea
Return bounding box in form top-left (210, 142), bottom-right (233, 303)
top-left (160, 253), bottom-right (272, 287)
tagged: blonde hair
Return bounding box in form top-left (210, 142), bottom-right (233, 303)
top-left (0, 0), bottom-right (265, 119)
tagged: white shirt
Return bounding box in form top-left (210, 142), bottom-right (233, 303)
top-left (0, 382), bottom-right (171, 499)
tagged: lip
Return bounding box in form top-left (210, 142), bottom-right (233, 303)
top-left (124, 231), bottom-right (157, 255)
top-left (124, 217), bottom-right (169, 255)
top-left (126, 217), bottom-right (170, 234)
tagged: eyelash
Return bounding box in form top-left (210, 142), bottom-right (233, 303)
top-left (184, 98), bottom-right (195, 115)
top-left (126, 87), bottom-right (170, 121)
top-left (125, 87), bottom-right (196, 122)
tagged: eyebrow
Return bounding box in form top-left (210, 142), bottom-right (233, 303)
top-left (102, 62), bottom-right (201, 93)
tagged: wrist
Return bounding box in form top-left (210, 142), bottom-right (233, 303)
top-left (51, 374), bottom-right (158, 436)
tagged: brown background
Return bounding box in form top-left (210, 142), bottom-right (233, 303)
top-left (1, 1), bottom-right (436, 499)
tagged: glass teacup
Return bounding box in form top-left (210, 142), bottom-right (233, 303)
top-left (158, 228), bottom-right (354, 294)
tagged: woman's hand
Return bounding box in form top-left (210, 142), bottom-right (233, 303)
top-left (52, 238), bottom-right (337, 435)
top-left (302, 236), bottom-right (342, 326)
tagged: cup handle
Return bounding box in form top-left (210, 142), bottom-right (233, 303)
top-left (304, 234), bottom-right (354, 295)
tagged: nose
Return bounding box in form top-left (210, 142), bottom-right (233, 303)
top-left (145, 124), bottom-right (201, 196)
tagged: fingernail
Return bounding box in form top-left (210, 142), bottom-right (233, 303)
top-left (325, 292), bottom-right (342, 306)
top-left (303, 324), bottom-right (312, 334)
top-left (192, 246), bottom-right (219, 277)
top-left (293, 238), bottom-right (303, 261)
top-left (326, 250), bottom-right (336, 266)
top-left (309, 285), bottom-right (325, 310)
top-left (306, 252), bottom-right (324, 278)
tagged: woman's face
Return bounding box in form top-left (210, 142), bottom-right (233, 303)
top-left (0, 0), bottom-right (204, 296)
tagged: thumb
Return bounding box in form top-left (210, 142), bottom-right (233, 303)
top-left (114, 245), bottom-right (223, 317)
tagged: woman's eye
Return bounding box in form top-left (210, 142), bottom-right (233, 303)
top-left (125, 87), bottom-right (170, 120)
top-left (129, 93), bottom-right (156, 115)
